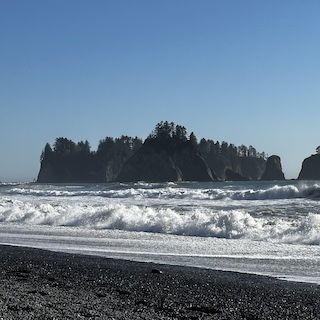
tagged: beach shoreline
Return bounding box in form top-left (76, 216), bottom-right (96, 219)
top-left (0, 245), bottom-right (320, 319)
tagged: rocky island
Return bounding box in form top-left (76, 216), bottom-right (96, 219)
top-left (115, 124), bottom-right (217, 182)
top-left (37, 121), bottom-right (283, 183)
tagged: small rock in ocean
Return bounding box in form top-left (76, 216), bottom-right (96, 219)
top-left (151, 268), bottom-right (163, 274)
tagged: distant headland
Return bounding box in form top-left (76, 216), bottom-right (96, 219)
top-left (38, 120), bottom-right (320, 183)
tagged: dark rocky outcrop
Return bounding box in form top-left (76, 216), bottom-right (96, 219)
top-left (199, 139), bottom-right (267, 181)
top-left (37, 163), bottom-right (55, 183)
top-left (115, 138), bottom-right (217, 182)
top-left (202, 154), bottom-right (266, 181)
top-left (260, 155), bottom-right (285, 181)
top-left (298, 154), bottom-right (320, 180)
top-left (37, 137), bottom-right (142, 183)
top-left (230, 157), bottom-right (266, 181)
top-left (225, 169), bottom-right (247, 181)
top-left (37, 122), bottom-right (270, 183)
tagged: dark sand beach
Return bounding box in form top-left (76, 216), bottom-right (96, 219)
top-left (0, 245), bottom-right (319, 319)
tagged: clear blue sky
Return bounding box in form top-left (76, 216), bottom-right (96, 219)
top-left (1, 0), bottom-right (319, 182)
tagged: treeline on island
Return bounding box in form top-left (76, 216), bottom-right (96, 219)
top-left (37, 121), bottom-right (285, 183)
top-left (38, 136), bottom-right (142, 183)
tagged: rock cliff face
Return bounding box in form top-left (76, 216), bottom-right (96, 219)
top-left (203, 154), bottom-right (266, 181)
top-left (298, 154), bottom-right (320, 180)
top-left (37, 163), bottom-right (55, 183)
top-left (225, 169), bottom-right (247, 181)
top-left (115, 138), bottom-right (217, 182)
top-left (230, 157), bottom-right (266, 181)
top-left (260, 155), bottom-right (285, 180)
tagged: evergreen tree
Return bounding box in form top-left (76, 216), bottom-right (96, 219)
top-left (53, 137), bottom-right (76, 155)
top-left (221, 141), bottom-right (229, 157)
top-left (174, 125), bottom-right (187, 142)
top-left (189, 132), bottom-right (198, 148)
top-left (199, 138), bottom-right (210, 154)
top-left (77, 140), bottom-right (91, 154)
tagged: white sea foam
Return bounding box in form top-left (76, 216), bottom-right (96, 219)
top-left (1, 181), bottom-right (320, 244)
top-left (6, 181), bottom-right (320, 201)
top-left (1, 195), bottom-right (320, 245)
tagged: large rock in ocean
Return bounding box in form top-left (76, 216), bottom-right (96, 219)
top-left (115, 138), bottom-right (218, 182)
top-left (298, 154), bottom-right (320, 180)
top-left (260, 155), bottom-right (285, 180)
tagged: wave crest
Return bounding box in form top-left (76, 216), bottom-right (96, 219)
top-left (2, 184), bottom-right (305, 200)
top-left (1, 198), bottom-right (320, 245)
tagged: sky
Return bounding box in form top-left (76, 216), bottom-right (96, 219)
top-left (1, 0), bottom-right (320, 182)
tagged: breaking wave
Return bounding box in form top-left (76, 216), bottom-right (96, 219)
top-left (1, 197), bottom-right (320, 245)
top-left (4, 182), bottom-right (320, 201)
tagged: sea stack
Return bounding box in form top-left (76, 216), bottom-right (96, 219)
top-left (260, 155), bottom-right (285, 181)
top-left (298, 154), bottom-right (320, 180)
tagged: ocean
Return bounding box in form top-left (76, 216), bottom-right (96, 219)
top-left (1, 180), bottom-right (320, 284)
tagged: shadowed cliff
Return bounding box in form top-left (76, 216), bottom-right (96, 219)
top-left (260, 155), bottom-right (285, 181)
top-left (298, 154), bottom-right (320, 180)
top-left (115, 136), bottom-right (217, 182)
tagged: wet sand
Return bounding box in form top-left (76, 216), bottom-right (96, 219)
top-left (0, 244), bottom-right (319, 319)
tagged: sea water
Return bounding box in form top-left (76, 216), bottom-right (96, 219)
top-left (1, 180), bottom-right (320, 284)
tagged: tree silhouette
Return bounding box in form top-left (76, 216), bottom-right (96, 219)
top-left (38, 121), bottom-right (267, 182)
